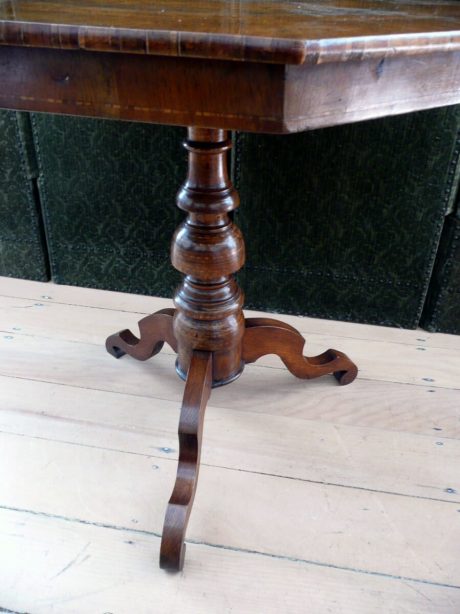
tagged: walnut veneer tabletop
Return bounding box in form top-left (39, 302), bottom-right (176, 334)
top-left (1, 0), bottom-right (459, 65)
top-left (1, 1), bottom-right (459, 132)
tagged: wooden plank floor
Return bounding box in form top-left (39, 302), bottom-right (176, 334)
top-left (0, 277), bottom-right (459, 613)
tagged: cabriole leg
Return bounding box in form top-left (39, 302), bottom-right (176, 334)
top-left (159, 350), bottom-right (212, 571)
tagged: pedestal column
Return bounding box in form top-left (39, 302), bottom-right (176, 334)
top-left (171, 128), bottom-right (245, 386)
top-left (106, 126), bottom-right (358, 572)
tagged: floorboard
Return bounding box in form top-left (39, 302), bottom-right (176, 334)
top-left (0, 278), bottom-right (459, 613)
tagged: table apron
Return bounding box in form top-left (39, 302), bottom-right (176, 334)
top-left (0, 46), bottom-right (459, 133)
top-left (0, 45), bottom-right (286, 132)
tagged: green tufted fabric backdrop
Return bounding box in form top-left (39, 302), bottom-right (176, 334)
top-left (234, 106), bottom-right (460, 328)
top-left (0, 111), bottom-right (48, 281)
top-left (422, 206), bottom-right (460, 335)
top-left (0, 107), bottom-right (459, 332)
top-left (30, 115), bottom-right (185, 297)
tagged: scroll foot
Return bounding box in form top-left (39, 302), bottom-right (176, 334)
top-left (160, 350), bottom-right (212, 571)
top-left (105, 308), bottom-right (177, 361)
top-left (242, 317), bottom-right (357, 385)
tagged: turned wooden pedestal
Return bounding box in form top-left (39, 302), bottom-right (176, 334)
top-left (106, 127), bottom-right (358, 570)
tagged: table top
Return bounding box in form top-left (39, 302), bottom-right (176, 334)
top-left (1, 0), bottom-right (460, 65)
top-left (1, 1), bottom-right (460, 132)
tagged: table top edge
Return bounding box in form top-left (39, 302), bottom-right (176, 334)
top-left (1, 20), bottom-right (460, 65)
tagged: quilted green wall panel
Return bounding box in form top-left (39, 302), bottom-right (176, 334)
top-left (422, 199), bottom-right (460, 334)
top-left (234, 106), bottom-right (460, 328)
top-left (31, 108), bottom-right (460, 331)
top-left (31, 114), bottom-right (185, 296)
top-left (0, 111), bottom-right (49, 281)
top-left (421, 126), bottom-right (460, 335)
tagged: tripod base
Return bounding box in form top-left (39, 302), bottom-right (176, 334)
top-left (106, 308), bottom-right (357, 570)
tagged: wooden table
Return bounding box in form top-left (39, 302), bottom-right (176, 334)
top-left (1, 0), bottom-right (459, 572)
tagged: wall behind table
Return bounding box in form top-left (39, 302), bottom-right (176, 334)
top-left (422, 194), bottom-right (460, 334)
top-left (2, 107), bottom-right (457, 331)
top-left (235, 106), bottom-right (460, 329)
top-left (31, 115), bottom-right (185, 297)
top-left (0, 111), bottom-right (49, 282)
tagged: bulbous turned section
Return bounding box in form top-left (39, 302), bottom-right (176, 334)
top-left (172, 128), bottom-right (246, 387)
top-left (173, 220), bottom-right (244, 280)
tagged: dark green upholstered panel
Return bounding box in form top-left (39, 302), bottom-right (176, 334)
top-left (32, 114), bottom-right (185, 296)
top-left (31, 108), bottom-right (460, 331)
top-left (422, 208), bottom-right (460, 334)
top-left (421, 127), bottom-right (460, 335)
top-left (0, 111), bottom-right (49, 281)
top-left (234, 106), bottom-right (460, 328)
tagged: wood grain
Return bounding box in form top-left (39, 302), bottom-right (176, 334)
top-left (0, 46), bottom-right (289, 132)
top-left (1, 0), bottom-right (460, 586)
top-left (106, 307), bottom-right (177, 360)
top-left (1, 322), bottom-right (458, 391)
top-left (171, 128), bottom-right (245, 385)
top-left (2, 509), bottom-right (458, 614)
top-left (1, 3), bottom-right (460, 133)
top-left (1, 1), bottom-right (460, 65)
top-left (1, 376), bottom-right (459, 503)
top-left (99, 125), bottom-right (358, 569)
top-left (3, 432), bottom-right (460, 585)
top-left (1, 44), bottom-right (459, 132)
top-left (1, 278), bottom-right (458, 349)
top-left (1, 280), bottom-right (460, 608)
top-left (2, 367), bottom-right (460, 439)
top-left (243, 316), bottom-right (358, 385)
top-left (1, 287), bottom-right (459, 438)
top-left (160, 350), bottom-right (212, 570)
